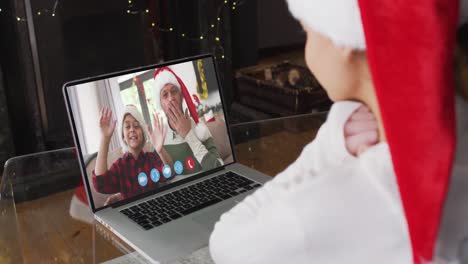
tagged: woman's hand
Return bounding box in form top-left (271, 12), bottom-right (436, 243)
top-left (344, 105), bottom-right (379, 156)
top-left (99, 107), bottom-right (117, 140)
top-left (149, 112), bottom-right (168, 153)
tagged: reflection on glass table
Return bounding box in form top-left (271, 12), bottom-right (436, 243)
top-left (0, 113), bottom-right (326, 264)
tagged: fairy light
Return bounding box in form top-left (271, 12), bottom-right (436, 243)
top-left (13, 1), bottom-right (233, 62)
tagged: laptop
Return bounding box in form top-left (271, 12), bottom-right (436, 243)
top-left (63, 54), bottom-right (271, 263)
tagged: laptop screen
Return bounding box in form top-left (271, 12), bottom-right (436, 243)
top-left (65, 56), bottom-right (234, 210)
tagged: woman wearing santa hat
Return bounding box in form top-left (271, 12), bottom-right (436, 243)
top-left (152, 66), bottom-right (223, 179)
top-left (209, 0), bottom-right (467, 263)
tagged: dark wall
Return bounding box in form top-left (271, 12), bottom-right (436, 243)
top-left (0, 0), bottom-right (46, 155)
top-left (1, 0), bottom-right (235, 155)
top-left (257, 0), bottom-right (304, 50)
top-left (230, 0), bottom-right (305, 69)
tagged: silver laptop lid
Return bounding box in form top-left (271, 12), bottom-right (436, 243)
top-left (63, 54), bottom-right (235, 212)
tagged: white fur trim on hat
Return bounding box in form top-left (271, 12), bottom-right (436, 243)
top-left (118, 105), bottom-right (151, 152)
top-left (286, 0), bottom-right (468, 51)
top-left (286, 0), bottom-right (366, 50)
top-left (153, 70), bottom-right (180, 111)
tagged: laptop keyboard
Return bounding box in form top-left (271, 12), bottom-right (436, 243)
top-left (120, 171), bottom-right (261, 230)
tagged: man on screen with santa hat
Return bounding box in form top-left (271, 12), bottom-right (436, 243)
top-left (152, 66), bottom-right (223, 179)
top-left (209, 0), bottom-right (468, 263)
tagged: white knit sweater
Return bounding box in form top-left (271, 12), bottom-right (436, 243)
top-left (209, 101), bottom-right (413, 264)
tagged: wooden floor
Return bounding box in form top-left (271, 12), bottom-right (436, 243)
top-left (10, 122), bottom-right (320, 263)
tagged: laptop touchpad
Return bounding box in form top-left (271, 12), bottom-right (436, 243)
top-left (192, 202), bottom-right (235, 231)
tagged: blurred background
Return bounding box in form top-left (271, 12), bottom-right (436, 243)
top-left (0, 0), bottom-right (331, 165)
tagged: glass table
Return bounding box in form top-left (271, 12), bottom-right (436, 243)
top-left (0, 113), bottom-right (326, 264)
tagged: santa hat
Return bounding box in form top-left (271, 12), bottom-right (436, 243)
top-left (119, 105), bottom-right (151, 152)
top-left (152, 66), bottom-right (199, 124)
top-left (286, 0), bottom-right (463, 262)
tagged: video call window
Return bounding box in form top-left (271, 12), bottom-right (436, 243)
top-left (67, 57), bottom-right (233, 209)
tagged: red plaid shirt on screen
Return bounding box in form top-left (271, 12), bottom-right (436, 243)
top-left (92, 151), bottom-right (172, 199)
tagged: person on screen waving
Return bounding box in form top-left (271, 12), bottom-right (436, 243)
top-left (152, 66), bottom-right (222, 178)
top-left (93, 105), bottom-right (174, 200)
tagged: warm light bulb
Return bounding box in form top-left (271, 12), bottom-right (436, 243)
top-left (128, 0), bottom-right (132, 3)
top-left (224, 0), bottom-right (228, 3)
top-left (232, 6), bottom-right (236, 10)
top-left (217, 17), bottom-right (221, 21)
top-left (145, 9), bottom-right (149, 13)
top-left (211, 24), bottom-right (215, 28)
top-left (215, 37), bottom-right (220, 41)
top-left (233, 2), bottom-right (237, 5)
top-left (200, 36), bottom-right (204, 40)
top-left (221, 55), bottom-right (225, 59)
top-left (52, 13), bottom-right (55, 16)
top-left (181, 33), bottom-right (185, 37)
top-left (127, 10), bottom-right (130, 13)
top-left (16, 17), bottom-right (20, 21)
top-left (169, 27), bottom-right (173, 31)
top-left (151, 22), bottom-right (156, 27)
top-left (37, 11), bottom-right (41, 15)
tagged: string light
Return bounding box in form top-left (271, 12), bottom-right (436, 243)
top-left (2, 0), bottom-right (240, 60)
